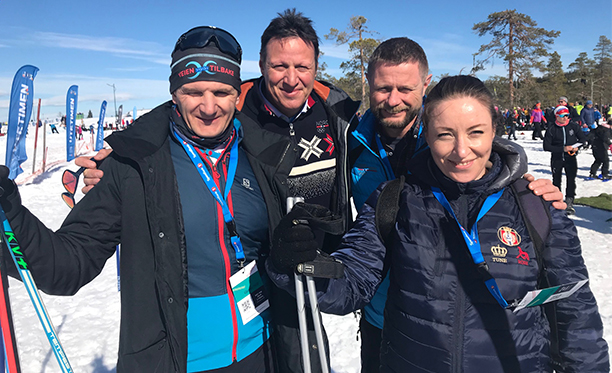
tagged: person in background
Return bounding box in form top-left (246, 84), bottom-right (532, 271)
top-left (530, 101), bottom-right (546, 140)
top-left (544, 106), bottom-right (587, 215)
top-left (588, 120), bottom-right (611, 180)
top-left (558, 96), bottom-right (580, 122)
top-left (506, 108), bottom-right (518, 140)
top-left (594, 105), bottom-right (602, 125)
top-left (268, 75), bottom-right (609, 373)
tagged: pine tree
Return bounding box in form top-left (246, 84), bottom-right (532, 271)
top-left (325, 16), bottom-right (379, 110)
top-left (542, 52), bottom-right (566, 105)
top-left (472, 9), bottom-right (559, 106)
top-left (592, 35), bottom-right (612, 104)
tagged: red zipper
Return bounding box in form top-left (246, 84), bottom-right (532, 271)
top-left (202, 152), bottom-right (239, 362)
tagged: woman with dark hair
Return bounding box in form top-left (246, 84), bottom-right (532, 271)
top-left (269, 76), bottom-right (609, 372)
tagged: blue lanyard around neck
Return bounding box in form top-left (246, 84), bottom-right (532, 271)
top-left (431, 187), bottom-right (510, 308)
top-left (173, 121), bottom-right (245, 264)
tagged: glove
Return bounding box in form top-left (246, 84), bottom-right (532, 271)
top-left (0, 165), bottom-right (21, 214)
top-left (271, 202), bottom-right (342, 274)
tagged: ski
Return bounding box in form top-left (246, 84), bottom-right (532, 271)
top-left (0, 209), bottom-right (74, 373)
top-left (0, 258), bottom-right (20, 373)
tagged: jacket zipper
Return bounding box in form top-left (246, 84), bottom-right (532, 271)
top-left (452, 282), bottom-right (466, 372)
top-left (206, 154), bottom-right (240, 362)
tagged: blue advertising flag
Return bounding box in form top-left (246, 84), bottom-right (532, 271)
top-left (5, 65), bottom-right (39, 179)
top-left (65, 85), bottom-right (78, 161)
top-left (133, 106), bottom-right (137, 121)
top-left (95, 101), bottom-right (107, 151)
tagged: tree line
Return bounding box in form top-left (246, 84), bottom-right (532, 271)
top-left (320, 10), bottom-right (611, 113)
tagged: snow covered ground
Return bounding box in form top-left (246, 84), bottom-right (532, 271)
top-left (0, 124), bottom-right (610, 373)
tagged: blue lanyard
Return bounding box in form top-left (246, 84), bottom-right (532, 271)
top-left (173, 120), bottom-right (245, 264)
top-left (431, 187), bottom-right (510, 308)
top-left (374, 134), bottom-right (395, 179)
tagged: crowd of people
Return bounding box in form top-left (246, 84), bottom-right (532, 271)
top-left (497, 96), bottom-right (612, 215)
top-left (0, 8), bottom-right (608, 373)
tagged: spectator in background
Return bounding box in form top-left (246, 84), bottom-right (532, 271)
top-left (589, 121), bottom-right (611, 180)
top-left (530, 101), bottom-right (546, 140)
top-left (506, 107), bottom-right (518, 140)
top-left (581, 100), bottom-right (596, 130)
top-left (558, 96), bottom-right (580, 122)
top-left (544, 106), bottom-right (587, 215)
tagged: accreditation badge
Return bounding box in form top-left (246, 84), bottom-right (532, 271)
top-left (229, 261), bottom-right (270, 325)
top-left (512, 279), bottom-right (588, 312)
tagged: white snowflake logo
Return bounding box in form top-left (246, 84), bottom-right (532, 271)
top-left (298, 135), bottom-right (324, 161)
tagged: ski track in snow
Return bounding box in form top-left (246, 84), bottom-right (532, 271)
top-left (0, 126), bottom-right (609, 373)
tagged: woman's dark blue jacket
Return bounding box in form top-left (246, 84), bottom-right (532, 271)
top-left (271, 139), bottom-right (609, 372)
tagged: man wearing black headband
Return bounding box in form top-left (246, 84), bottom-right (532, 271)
top-left (0, 26), bottom-right (296, 373)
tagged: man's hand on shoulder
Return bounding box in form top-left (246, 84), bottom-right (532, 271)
top-left (523, 173), bottom-right (567, 210)
top-left (75, 148), bottom-right (113, 194)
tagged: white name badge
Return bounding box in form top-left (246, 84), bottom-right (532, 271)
top-left (229, 261), bottom-right (270, 325)
top-left (513, 279), bottom-right (588, 313)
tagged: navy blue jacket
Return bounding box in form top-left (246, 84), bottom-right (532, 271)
top-left (270, 139), bottom-right (609, 372)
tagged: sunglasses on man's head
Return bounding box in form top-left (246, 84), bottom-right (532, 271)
top-left (173, 26), bottom-right (242, 63)
top-left (557, 114), bottom-right (569, 118)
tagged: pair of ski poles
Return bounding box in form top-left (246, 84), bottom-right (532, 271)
top-left (287, 197), bottom-right (345, 373)
top-left (0, 184), bottom-right (74, 373)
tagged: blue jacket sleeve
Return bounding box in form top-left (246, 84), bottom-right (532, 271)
top-left (542, 206), bottom-right (609, 372)
top-left (316, 187), bottom-right (389, 315)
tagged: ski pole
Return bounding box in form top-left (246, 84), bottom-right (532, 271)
top-left (305, 276), bottom-right (329, 373)
top-left (0, 208), bottom-right (74, 373)
top-left (286, 197), bottom-right (332, 373)
top-left (287, 197), bottom-right (312, 373)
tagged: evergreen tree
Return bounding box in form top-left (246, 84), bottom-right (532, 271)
top-left (472, 9), bottom-right (559, 106)
top-left (592, 35), bottom-right (612, 104)
top-left (325, 16), bottom-right (379, 111)
top-left (541, 52), bottom-right (566, 105)
top-left (567, 52), bottom-right (595, 101)
top-left (87, 110), bottom-right (93, 118)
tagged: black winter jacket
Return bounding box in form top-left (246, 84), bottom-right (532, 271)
top-left (270, 138), bottom-right (609, 372)
top-left (543, 120), bottom-right (587, 161)
top-left (238, 78), bottom-right (360, 373)
top-left (2, 102), bottom-right (295, 372)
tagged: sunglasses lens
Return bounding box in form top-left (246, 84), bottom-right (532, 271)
top-left (559, 114), bottom-right (569, 118)
top-left (61, 193), bottom-right (76, 209)
top-left (62, 170), bottom-right (79, 195)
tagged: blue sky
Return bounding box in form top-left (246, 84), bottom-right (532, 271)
top-left (0, 0), bottom-right (610, 121)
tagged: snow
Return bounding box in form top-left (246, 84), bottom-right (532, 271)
top-left (0, 124), bottom-right (610, 373)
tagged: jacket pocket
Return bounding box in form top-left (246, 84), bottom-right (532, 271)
top-left (119, 332), bottom-right (176, 373)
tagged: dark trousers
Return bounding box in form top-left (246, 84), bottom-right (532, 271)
top-left (360, 316), bottom-right (382, 373)
top-left (532, 122), bottom-right (543, 139)
top-left (551, 155), bottom-right (578, 198)
top-left (590, 146), bottom-right (610, 176)
top-left (507, 123), bottom-right (517, 140)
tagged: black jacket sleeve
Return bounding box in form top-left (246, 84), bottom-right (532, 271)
top-left (3, 157), bottom-right (124, 295)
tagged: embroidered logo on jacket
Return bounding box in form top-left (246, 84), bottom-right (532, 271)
top-left (516, 246), bottom-right (530, 266)
top-left (491, 245), bottom-right (508, 263)
top-left (497, 226), bottom-right (521, 246)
